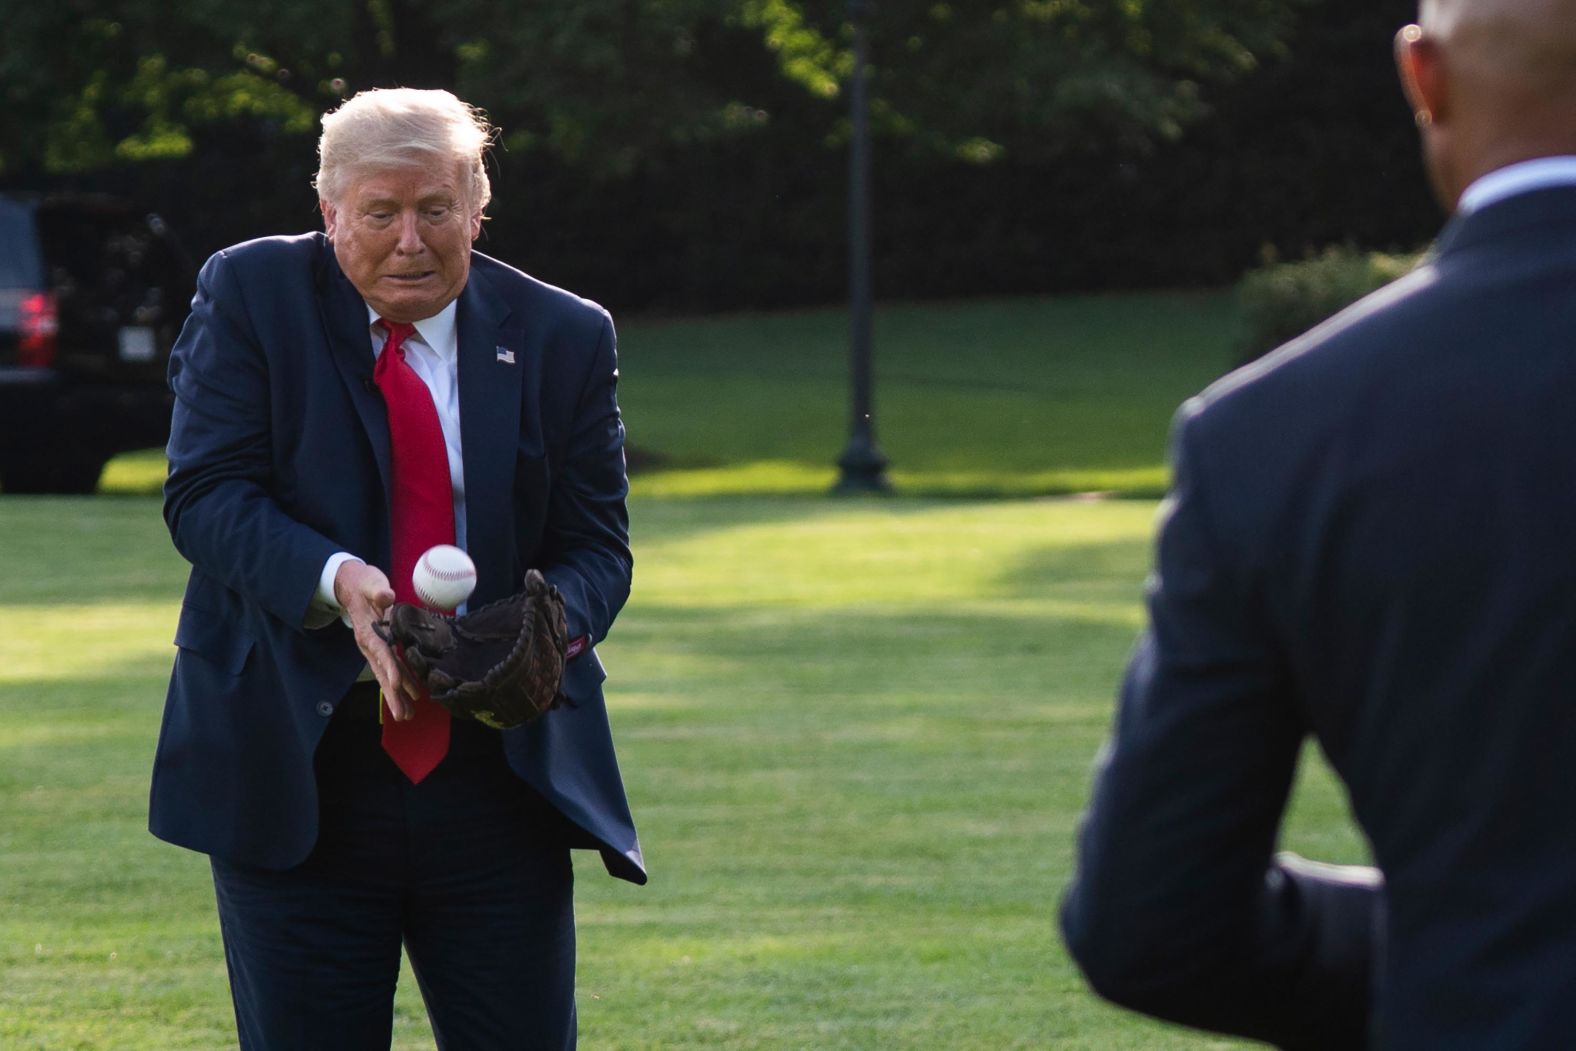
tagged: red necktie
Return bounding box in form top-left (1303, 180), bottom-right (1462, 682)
top-left (372, 319), bottom-right (453, 783)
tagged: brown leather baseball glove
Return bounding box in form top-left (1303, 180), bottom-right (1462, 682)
top-left (374, 568), bottom-right (569, 729)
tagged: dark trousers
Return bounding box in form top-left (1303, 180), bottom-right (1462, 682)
top-left (210, 684), bottom-right (576, 1050)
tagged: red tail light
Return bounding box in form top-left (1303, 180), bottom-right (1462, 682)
top-left (19, 291), bottom-right (57, 367)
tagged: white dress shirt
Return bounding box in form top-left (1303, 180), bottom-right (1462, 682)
top-left (1457, 156), bottom-right (1576, 214)
top-left (312, 299), bottom-right (468, 623)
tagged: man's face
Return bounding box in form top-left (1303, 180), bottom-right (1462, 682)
top-left (322, 163), bottom-right (481, 323)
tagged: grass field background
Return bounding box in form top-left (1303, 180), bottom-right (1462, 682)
top-left (0, 292), bottom-right (1369, 1049)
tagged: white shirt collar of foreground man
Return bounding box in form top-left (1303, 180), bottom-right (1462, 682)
top-left (1457, 155), bottom-right (1576, 215)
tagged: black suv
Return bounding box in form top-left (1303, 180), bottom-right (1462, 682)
top-left (0, 193), bottom-right (190, 493)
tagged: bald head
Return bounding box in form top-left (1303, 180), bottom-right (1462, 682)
top-left (1399, 0), bottom-right (1576, 208)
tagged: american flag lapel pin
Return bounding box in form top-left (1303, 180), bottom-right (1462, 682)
top-left (496, 346), bottom-right (516, 365)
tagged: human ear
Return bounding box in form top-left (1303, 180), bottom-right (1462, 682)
top-left (1395, 24), bottom-right (1448, 126)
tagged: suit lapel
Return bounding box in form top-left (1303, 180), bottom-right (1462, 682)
top-left (456, 264), bottom-right (523, 604)
top-left (315, 239), bottom-right (393, 498)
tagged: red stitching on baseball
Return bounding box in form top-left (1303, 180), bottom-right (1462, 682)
top-left (419, 554), bottom-right (475, 582)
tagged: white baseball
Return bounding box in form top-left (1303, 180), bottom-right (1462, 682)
top-left (412, 544), bottom-right (477, 611)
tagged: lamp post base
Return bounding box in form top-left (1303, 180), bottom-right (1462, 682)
top-left (833, 438), bottom-right (893, 494)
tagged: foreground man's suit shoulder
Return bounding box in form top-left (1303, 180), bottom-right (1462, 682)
top-left (1063, 185), bottom-right (1576, 1050)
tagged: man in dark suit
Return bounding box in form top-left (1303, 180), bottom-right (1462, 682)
top-left (1061, 1), bottom-right (1576, 1046)
top-left (150, 88), bottom-right (642, 1049)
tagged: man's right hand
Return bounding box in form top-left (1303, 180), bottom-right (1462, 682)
top-left (334, 560), bottom-right (419, 721)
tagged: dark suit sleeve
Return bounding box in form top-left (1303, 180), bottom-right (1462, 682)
top-left (1059, 406), bottom-right (1383, 1049)
top-left (540, 314), bottom-right (631, 646)
top-left (163, 251), bottom-right (342, 627)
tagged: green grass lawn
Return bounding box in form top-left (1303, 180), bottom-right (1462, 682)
top-left (617, 292), bottom-right (1235, 498)
top-left (0, 494), bottom-right (1365, 1050)
top-left (0, 292), bottom-right (1368, 1048)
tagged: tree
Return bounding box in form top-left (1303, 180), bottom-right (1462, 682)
top-left (0, 0), bottom-right (1309, 179)
top-left (0, 2), bottom-right (300, 176)
top-left (743, 0), bottom-right (1310, 163)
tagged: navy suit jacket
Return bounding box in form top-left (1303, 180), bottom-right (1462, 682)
top-left (1062, 186), bottom-right (1576, 1048)
top-left (150, 232), bottom-right (644, 884)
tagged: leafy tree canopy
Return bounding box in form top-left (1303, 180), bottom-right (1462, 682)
top-left (0, 0), bottom-right (1307, 179)
top-left (747, 0), bottom-right (1307, 162)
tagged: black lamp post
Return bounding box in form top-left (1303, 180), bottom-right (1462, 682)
top-left (833, 0), bottom-right (892, 494)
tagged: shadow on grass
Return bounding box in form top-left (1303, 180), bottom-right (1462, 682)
top-left (989, 537), bottom-right (1155, 602)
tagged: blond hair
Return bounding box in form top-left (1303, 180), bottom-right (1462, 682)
top-left (315, 88), bottom-right (494, 212)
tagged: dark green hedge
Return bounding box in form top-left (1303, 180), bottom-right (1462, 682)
top-left (1235, 247), bottom-right (1422, 365)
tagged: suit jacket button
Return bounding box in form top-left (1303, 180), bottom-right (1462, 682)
top-left (316, 701), bottom-right (334, 717)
